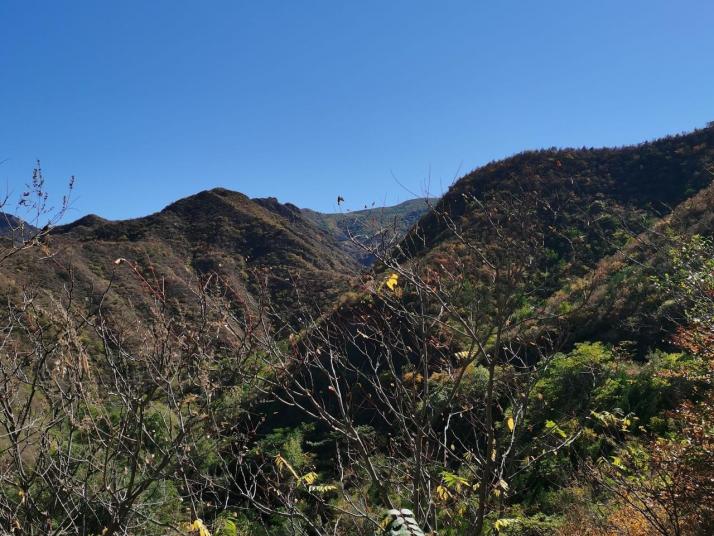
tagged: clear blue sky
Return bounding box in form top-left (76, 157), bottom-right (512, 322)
top-left (1, 1), bottom-right (713, 221)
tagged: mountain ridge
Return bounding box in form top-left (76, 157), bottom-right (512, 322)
top-left (54, 191), bottom-right (435, 267)
top-left (0, 189), bottom-right (361, 331)
top-left (403, 125), bottom-right (714, 262)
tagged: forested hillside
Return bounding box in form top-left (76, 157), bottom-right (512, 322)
top-left (0, 188), bottom-right (357, 332)
top-left (0, 126), bottom-right (713, 536)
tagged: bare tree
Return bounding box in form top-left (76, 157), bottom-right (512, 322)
top-left (0, 160), bottom-right (73, 264)
top-left (235, 187), bottom-right (600, 534)
top-left (0, 256), bottom-right (260, 534)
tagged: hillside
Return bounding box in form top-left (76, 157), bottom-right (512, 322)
top-left (404, 127), bottom-right (714, 266)
top-left (410, 126), bottom-right (714, 356)
top-left (549, 177), bottom-right (714, 351)
top-left (0, 188), bottom-right (358, 331)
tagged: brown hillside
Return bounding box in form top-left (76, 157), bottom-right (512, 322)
top-left (0, 188), bottom-right (358, 332)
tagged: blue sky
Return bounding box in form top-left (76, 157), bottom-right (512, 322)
top-left (1, 1), bottom-right (713, 221)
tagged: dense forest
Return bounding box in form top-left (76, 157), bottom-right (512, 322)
top-left (0, 125), bottom-right (713, 535)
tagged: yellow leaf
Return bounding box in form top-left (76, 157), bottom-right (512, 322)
top-left (188, 518), bottom-right (212, 536)
top-left (274, 453), bottom-right (299, 480)
top-left (611, 456), bottom-right (625, 469)
top-left (436, 485), bottom-right (451, 501)
top-left (385, 273), bottom-right (399, 291)
top-left (506, 416), bottom-right (514, 432)
top-left (494, 518), bottom-right (518, 532)
top-left (300, 471), bottom-right (318, 485)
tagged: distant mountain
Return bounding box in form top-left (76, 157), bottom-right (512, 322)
top-left (302, 198), bottom-right (435, 265)
top-left (0, 212), bottom-right (37, 238)
top-left (0, 189), bottom-right (435, 339)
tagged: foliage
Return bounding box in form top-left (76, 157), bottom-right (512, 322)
top-left (2, 127), bottom-right (714, 534)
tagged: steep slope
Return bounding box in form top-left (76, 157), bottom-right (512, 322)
top-left (383, 125), bottom-right (714, 358)
top-left (302, 198), bottom-right (434, 265)
top-left (0, 188), bottom-right (357, 331)
top-left (550, 178), bottom-right (714, 351)
top-left (404, 127), bottom-right (714, 265)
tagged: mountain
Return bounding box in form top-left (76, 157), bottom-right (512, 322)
top-left (263, 124), bottom-right (714, 426)
top-left (302, 198), bottom-right (434, 265)
top-left (0, 212), bottom-right (37, 238)
top-left (255, 125), bottom-right (714, 425)
top-left (0, 188), bottom-right (359, 330)
top-left (404, 127), bottom-right (714, 265)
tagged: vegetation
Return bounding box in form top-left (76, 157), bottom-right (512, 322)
top-left (0, 126), bottom-right (713, 534)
